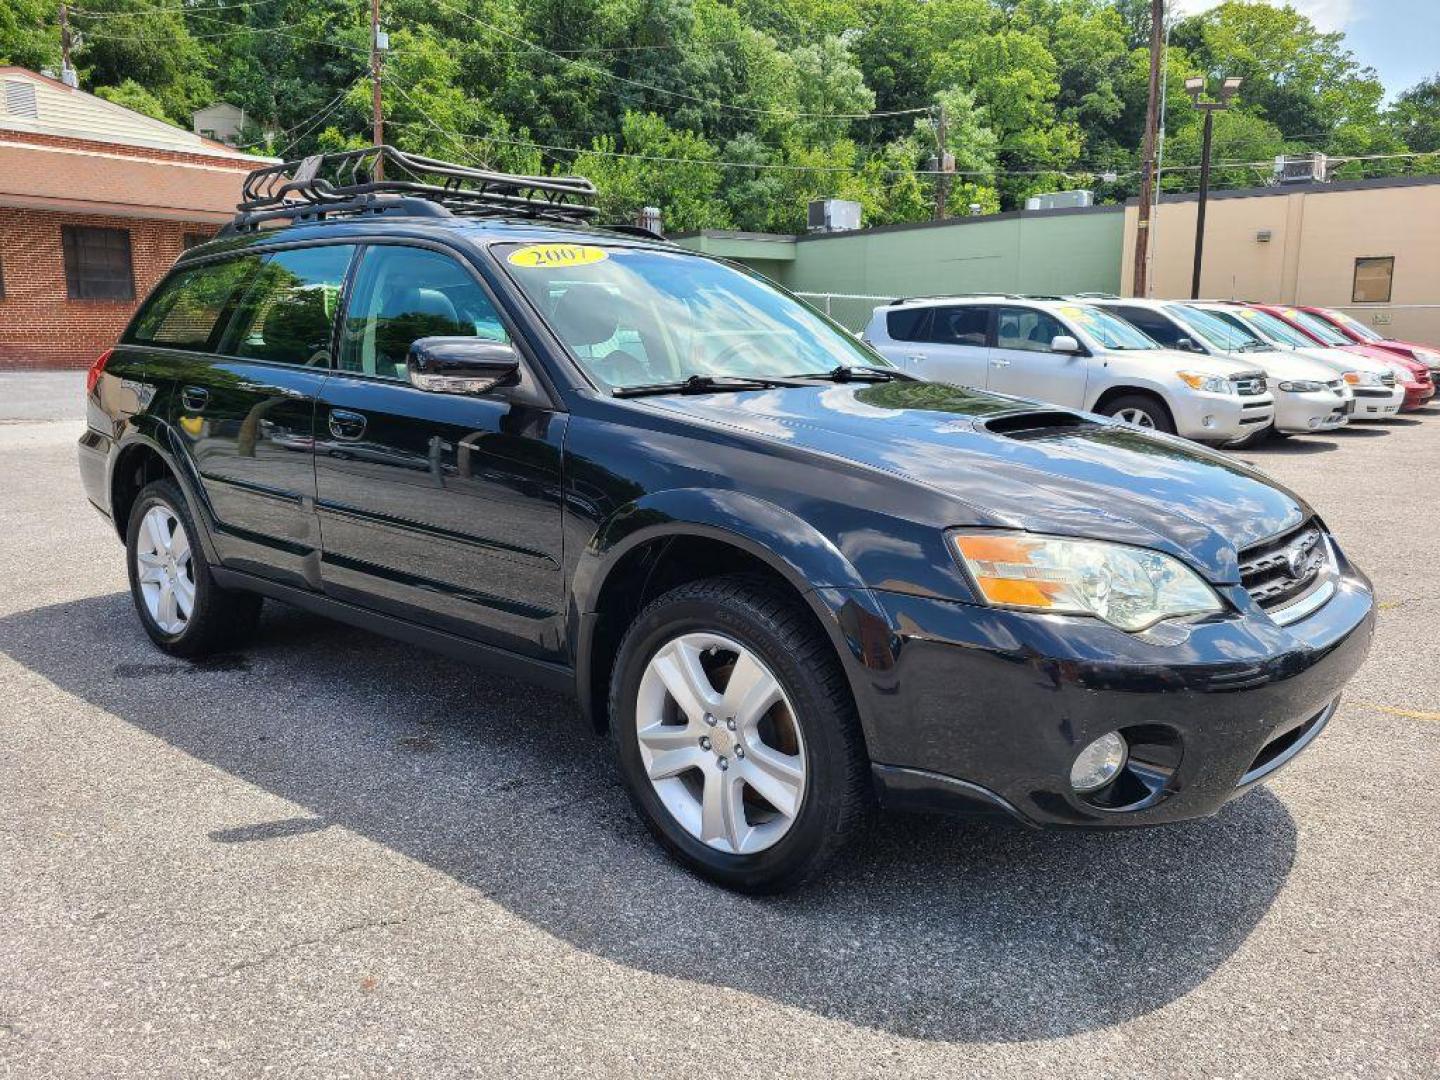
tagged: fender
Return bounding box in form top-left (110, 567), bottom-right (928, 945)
top-left (570, 488), bottom-right (898, 735)
top-left (108, 420), bottom-right (225, 568)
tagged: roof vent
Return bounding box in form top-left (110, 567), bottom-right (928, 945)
top-left (3, 80), bottom-right (39, 119)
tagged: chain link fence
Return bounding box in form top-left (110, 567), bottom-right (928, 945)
top-left (794, 292), bottom-right (895, 334)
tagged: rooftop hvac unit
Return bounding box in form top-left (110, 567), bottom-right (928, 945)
top-left (807, 198), bottom-right (862, 233)
top-left (1024, 189), bottom-right (1094, 211)
top-left (1274, 153), bottom-right (1328, 184)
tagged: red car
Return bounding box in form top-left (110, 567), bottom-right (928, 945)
top-left (1244, 302), bottom-right (1434, 412)
top-left (1294, 305), bottom-right (1440, 387)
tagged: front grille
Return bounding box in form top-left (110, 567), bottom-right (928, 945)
top-left (1380, 370), bottom-right (1396, 387)
top-left (1231, 372), bottom-right (1268, 396)
top-left (1238, 520), bottom-right (1332, 612)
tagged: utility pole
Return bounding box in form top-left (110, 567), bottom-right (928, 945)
top-left (1185, 76), bottom-right (1241, 299)
top-left (370, 0), bottom-right (384, 176)
top-left (933, 103), bottom-right (950, 221)
top-left (58, 4), bottom-right (79, 87)
top-left (1131, 0), bottom-right (1163, 297)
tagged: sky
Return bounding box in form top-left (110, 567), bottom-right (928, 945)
top-left (1177, 0), bottom-right (1439, 99)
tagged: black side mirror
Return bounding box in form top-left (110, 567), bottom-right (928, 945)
top-left (406, 337), bottom-right (521, 395)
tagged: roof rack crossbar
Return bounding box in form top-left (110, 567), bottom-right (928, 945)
top-left (230, 145), bottom-right (599, 232)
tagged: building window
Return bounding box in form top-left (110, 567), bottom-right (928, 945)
top-left (62, 226), bottom-right (135, 301)
top-left (1352, 256), bottom-right (1394, 304)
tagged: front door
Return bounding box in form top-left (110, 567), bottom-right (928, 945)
top-left (169, 244), bottom-right (355, 585)
top-left (313, 243), bottom-right (568, 661)
top-left (986, 305), bottom-right (1088, 407)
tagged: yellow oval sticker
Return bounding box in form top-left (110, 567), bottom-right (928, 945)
top-left (507, 243), bottom-right (609, 269)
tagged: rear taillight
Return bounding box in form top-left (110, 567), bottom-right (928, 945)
top-left (85, 348), bottom-right (113, 395)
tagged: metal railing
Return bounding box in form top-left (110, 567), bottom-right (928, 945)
top-left (794, 291), bottom-right (895, 332)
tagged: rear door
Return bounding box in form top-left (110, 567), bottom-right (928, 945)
top-left (910, 304), bottom-right (993, 388)
top-left (312, 242), bottom-right (568, 661)
top-left (164, 244), bottom-right (354, 586)
top-left (986, 305), bottom-right (1088, 407)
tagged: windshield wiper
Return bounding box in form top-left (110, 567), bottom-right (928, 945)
top-left (611, 374), bottom-right (811, 398)
top-left (786, 365), bottom-right (915, 383)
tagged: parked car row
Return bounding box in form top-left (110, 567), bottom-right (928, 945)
top-left (863, 295), bottom-right (1434, 446)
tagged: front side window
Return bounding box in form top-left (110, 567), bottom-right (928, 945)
top-left (1056, 304), bottom-right (1157, 350)
top-left (496, 243), bottom-right (886, 389)
top-left (62, 226), bottom-right (134, 301)
top-left (1282, 307), bottom-right (1350, 346)
top-left (127, 256), bottom-right (261, 351)
top-left (1352, 257), bottom-right (1394, 303)
top-left (995, 307), bottom-right (1065, 352)
top-left (217, 245), bottom-right (354, 366)
top-left (929, 305), bottom-right (990, 347)
top-left (340, 245), bottom-right (509, 381)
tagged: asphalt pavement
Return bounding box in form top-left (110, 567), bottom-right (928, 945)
top-left (1, 371), bottom-right (1436, 1078)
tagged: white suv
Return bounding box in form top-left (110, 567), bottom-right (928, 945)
top-left (863, 295), bottom-right (1275, 445)
top-left (1090, 298), bottom-right (1353, 437)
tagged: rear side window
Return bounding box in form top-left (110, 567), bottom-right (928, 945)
top-left (927, 306), bottom-right (989, 346)
top-left (885, 307), bottom-right (931, 342)
top-left (217, 245), bottom-right (354, 367)
top-left (1108, 305), bottom-right (1183, 348)
top-left (128, 257), bottom-right (261, 351)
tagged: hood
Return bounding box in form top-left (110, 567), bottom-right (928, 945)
top-left (1342, 341), bottom-right (1424, 374)
top-left (1228, 349), bottom-right (1340, 382)
top-left (1287, 345), bottom-right (1389, 375)
top-left (1136, 348), bottom-right (1263, 378)
top-left (642, 381), bottom-right (1309, 581)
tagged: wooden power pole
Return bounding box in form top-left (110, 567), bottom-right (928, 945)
top-left (1131, 0), bottom-right (1164, 297)
top-left (58, 4), bottom-right (77, 86)
top-left (370, 0), bottom-right (384, 176)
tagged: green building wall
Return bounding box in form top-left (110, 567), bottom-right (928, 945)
top-left (675, 206), bottom-right (1125, 330)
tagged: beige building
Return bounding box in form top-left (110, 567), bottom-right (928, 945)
top-left (1122, 175), bottom-right (1440, 346)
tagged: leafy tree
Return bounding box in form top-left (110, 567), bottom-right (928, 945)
top-left (1387, 75), bottom-right (1440, 154)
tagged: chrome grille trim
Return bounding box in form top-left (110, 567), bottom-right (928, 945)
top-left (1238, 521), bottom-right (1337, 619)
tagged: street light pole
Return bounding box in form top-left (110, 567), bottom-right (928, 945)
top-left (1185, 75), bottom-right (1241, 300)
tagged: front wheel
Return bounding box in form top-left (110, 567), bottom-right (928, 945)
top-left (126, 479), bottom-right (262, 657)
top-left (1099, 393), bottom-right (1175, 434)
top-left (608, 575), bottom-right (872, 892)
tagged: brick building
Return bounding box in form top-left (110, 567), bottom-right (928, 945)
top-left (0, 67), bottom-right (274, 368)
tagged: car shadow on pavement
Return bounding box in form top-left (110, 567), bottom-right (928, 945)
top-left (0, 593), bottom-right (1298, 1044)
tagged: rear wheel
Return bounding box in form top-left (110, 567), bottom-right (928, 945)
top-left (608, 574), bottom-right (871, 892)
top-left (1099, 393), bottom-right (1175, 434)
top-left (126, 479), bottom-right (261, 657)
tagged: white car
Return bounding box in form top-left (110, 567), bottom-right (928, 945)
top-left (1089, 298), bottom-right (1353, 436)
top-left (862, 295), bottom-right (1275, 445)
top-left (1189, 302), bottom-right (1404, 419)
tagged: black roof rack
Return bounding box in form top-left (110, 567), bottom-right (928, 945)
top-left (225, 145), bottom-right (599, 233)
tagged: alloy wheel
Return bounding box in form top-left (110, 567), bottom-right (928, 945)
top-left (635, 632), bottom-right (807, 855)
top-left (1115, 407), bottom-right (1157, 428)
top-left (134, 505), bottom-right (195, 635)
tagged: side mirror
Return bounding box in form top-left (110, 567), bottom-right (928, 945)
top-left (407, 337), bottom-right (521, 395)
top-left (1051, 334), bottom-right (1081, 354)
top-left (1176, 336), bottom-right (1201, 353)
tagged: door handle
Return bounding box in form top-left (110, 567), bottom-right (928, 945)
top-left (328, 408), bottom-right (367, 441)
top-left (990, 358), bottom-right (1011, 367)
top-left (905, 353), bottom-right (927, 363)
top-left (180, 385), bottom-right (210, 411)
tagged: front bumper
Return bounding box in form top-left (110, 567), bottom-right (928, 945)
top-left (1399, 381), bottom-right (1434, 411)
top-left (1273, 388), bottom-right (1350, 434)
top-left (834, 554), bottom-right (1374, 829)
top-left (1171, 390), bottom-right (1274, 443)
top-left (1349, 384), bottom-right (1405, 418)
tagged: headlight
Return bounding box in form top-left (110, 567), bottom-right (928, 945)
top-left (1343, 370), bottom-right (1381, 386)
top-left (950, 532), bottom-right (1224, 632)
top-left (1277, 379), bottom-right (1325, 393)
top-left (1415, 348), bottom-right (1440, 364)
top-left (1176, 370), bottom-right (1231, 394)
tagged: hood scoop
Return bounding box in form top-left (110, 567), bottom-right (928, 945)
top-left (980, 409), bottom-right (1100, 440)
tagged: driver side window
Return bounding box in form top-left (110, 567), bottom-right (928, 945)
top-left (339, 245), bottom-right (509, 381)
top-left (996, 307), bottom-right (1065, 353)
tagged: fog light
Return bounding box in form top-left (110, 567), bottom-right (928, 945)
top-left (1071, 732), bottom-right (1128, 793)
top-left (1201, 414), bottom-right (1216, 429)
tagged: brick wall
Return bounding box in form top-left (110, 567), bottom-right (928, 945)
top-left (0, 207), bottom-right (218, 369)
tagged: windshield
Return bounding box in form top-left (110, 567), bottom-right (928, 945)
top-left (1224, 306), bottom-right (1317, 349)
top-left (1172, 305), bottom-right (1266, 352)
top-left (1281, 308), bottom-right (1350, 346)
top-left (1057, 304), bottom-right (1159, 350)
top-left (496, 242), bottom-right (886, 389)
top-left (1327, 309), bottom-right (1386, 342)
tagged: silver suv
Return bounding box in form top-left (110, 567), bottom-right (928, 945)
top-left (863, 296), bottom-right (1275, 445)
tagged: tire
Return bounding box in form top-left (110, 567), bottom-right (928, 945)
top-left (608, 574), bottom-right (872, 893)
top-left (125, 478), bottom-right (262, 657)
top-left (1099, 393), bottom-right (1175, 435)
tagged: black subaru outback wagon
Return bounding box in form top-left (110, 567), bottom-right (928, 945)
top-left (79, 148), bottom-right (1374, 891)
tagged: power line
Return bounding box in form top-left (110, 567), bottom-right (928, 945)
top-left (69, 0), bottom-right (286, 19)
top-left (272, 75), bottom-right (365, 157)
top-left (428, 0), bottom-right (930, 122)
top-left (76, 18), bottom-right (368, 52)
